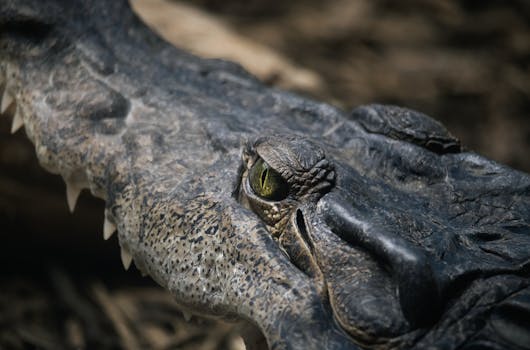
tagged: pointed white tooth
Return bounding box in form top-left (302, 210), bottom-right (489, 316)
top-left (1, 89), bottom-right (14, 114)
top-left (10, 107), bottom-right (23, 133)
top-left (120, 247), bottom-right (133, 270)
top-left (182, 311), bottom-right (192, 322)
top-left (103, 217), bottom-right (116, 240)
top-left (65, 181), bottom-right (82, 213)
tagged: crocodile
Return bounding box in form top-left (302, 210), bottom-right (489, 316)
top-left (1, 0), bottom-right (529, 349)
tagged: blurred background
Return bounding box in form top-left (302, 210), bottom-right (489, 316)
top-left (1, 0), bottom-right (528, 348)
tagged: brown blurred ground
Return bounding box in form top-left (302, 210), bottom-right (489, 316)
top-left (1, 0), bottom-right (529, 349)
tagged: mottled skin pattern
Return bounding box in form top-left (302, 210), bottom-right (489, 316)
top-left (1, 1), bottom-right (530, 349)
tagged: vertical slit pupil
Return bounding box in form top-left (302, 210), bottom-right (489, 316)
top-left (260, 167), bottom-right (268, 188)
top-left (248, 158), bottom-right (289, 200)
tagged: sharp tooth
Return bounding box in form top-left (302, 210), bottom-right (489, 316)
top-left (103, 217), bottom-right (116, 240)
top-left (1, 89), bottom-right (14, 114)
top-left (65, 181), bottom-right (82, 213)
top-left (120, 247), bottom-right (133, 270)
top-left (10, 106), bottom-right (23, 133)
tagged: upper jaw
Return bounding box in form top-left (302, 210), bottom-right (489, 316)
top-left (114, 177), bottom-right (362, 350)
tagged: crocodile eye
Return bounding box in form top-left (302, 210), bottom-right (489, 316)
top-left (249, 158), bottom-right (289, 201)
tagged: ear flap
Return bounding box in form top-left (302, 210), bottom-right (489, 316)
top-left (350, 104), bottom-right (462, 154)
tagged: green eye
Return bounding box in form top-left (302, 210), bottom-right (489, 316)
top-left (249, 158), bottom-right (289, 201)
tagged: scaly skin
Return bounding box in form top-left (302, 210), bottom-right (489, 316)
top-left (1, 1), bottom-right (529, 349)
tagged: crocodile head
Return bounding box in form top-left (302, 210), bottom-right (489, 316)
top-left (1, 1), bottom-right (529, 349)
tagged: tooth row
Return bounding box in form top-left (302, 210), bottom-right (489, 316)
top-left (38, 69), bottom-right (132, 274)
top-left (2, 68), bottom-right (126, 272)
top-left (64, 178), bottom-right (130, 271)
top-left (3, 71), bottom-right (125, 263)
top-left (2, 68), bottom-right (136, 276)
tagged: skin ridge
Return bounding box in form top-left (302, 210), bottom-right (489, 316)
top-left (1, 1), bottom-right (530, 349)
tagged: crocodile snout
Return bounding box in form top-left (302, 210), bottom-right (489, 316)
top-left (281, 188), bottom-right (445, 344)
top-left (319, 192), bottom-right (443, 328)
